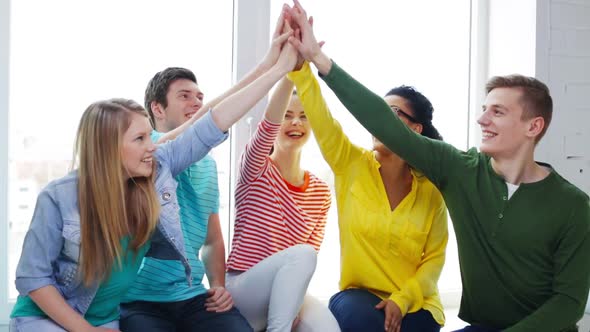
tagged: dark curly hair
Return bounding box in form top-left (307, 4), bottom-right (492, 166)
top-left (385, 86), bottom-right (443, 141)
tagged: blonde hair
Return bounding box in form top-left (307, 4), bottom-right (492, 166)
top-left (73, 98), bottom-right (160, 286)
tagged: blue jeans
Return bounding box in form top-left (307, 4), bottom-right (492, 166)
top-left (120, 293), bottom-right (253, 332)
top-left (329, 288), bottom-right (441, 332)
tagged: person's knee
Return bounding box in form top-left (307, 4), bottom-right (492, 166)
top-left (287, 244), bottom-right (317, 274)
top-left (329, 290), bottom-right (383, 331)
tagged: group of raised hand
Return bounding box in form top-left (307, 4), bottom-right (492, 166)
top-left (270, 1), bottom-right (331, 76)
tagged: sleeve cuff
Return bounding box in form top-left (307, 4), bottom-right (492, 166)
top-left (16, 277), bottom-right (57, 296)
top-left (388, 293), bottom-right (411, 317)
top-left (318, 59), bottom-right (338, 82)
top-left (193, 109), bottom-right (229, 148)
top-left (388, 278), bottom-right (424, 316)
top-left (288, 61), bottom-right (312, 82)
top-left (287, 62), bottom-right (314, 94)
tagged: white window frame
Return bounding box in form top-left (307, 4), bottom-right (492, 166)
top-left (228, 0), bottom-right (271, 250)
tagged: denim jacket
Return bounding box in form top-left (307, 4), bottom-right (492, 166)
top-left (14, 110), bottom-right (227, 315)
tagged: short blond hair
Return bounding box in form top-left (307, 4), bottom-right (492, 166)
top-left (486, 75), bottom-right (553, 142)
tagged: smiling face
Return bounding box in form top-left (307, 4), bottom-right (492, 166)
top-left (154, 78), bottom-right (204, 132)
top-left (121, 112), bottom-right (157, 179)
top-left (478, 87), bottom-right (535, 158)
top-left (274, 95), bottom-right (310, 152)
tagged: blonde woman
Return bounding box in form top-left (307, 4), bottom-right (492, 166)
top-left (9, 27), bottom-right (299, 332)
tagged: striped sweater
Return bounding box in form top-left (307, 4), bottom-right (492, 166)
top-left (226, 119), bottom-right (331, 271)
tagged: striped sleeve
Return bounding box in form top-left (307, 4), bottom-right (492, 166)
top-left (238, 119), bottom-right (281, 184)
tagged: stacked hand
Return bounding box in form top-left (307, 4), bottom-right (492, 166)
top-left (260, 0), bottom-right (326, 76)
top-left (284, 0), bottom-right (323, 63)
top-left (260, 5), bottom-right (295, 71)
top-left (274, 19), bottom-right (299, 74)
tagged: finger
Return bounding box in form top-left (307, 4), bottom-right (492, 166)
top-left (273, 6), bottom-right (286, 38)
top-left (288, 36), bottom-right (304, 52)
top-left (284, 19), bottom-right (293, 33)
top-left (209, 294), bottom-right (232, 313)
top-left (216, 290), bottom-right (231, 305)
top-left (289, 4), bottom-right (307, 25)
top-left (383, 307), bottom-right (392, 331)
top-left (216, 296), bottom-right (234, 312)
top-left (293, 0), bottom-right (306, 15)
top-left (318, 41), bottom-right (325, 48)
top-left (205, 299), bottom-right (220, 311)
top-left (208, 288), bottom-right (222, 302)
top-left (205, 288), bottom-right (215, 302)
top-left (274, 30), bottom-right (294, 46)
top-left (375, 300), bottom-right (386, 309)
top-left (308, 16), bottom-right (314, 27)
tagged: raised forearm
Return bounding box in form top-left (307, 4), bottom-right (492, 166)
top-left (311, 51), bottom-right (333, 77)
top-left (211, 66), bottom-right (287, 132)
top-left (288, 62), bottom-right (359, 170)
top-left (156, 64), bottom-right (268, 144)
top-left (264, 77), bottom-right (294, 123)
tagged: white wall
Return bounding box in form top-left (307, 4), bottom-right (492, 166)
top-left (535, 0), bottom-right (590, 329)
top-left (535, 0), bottom-right (590, 195)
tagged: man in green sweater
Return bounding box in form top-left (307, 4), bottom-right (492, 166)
top-left (285, 2), bottom-right (590, 331)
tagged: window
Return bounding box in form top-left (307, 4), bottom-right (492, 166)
top-left (269, 0), bottom-right (472, 303)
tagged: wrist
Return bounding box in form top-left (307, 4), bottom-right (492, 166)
top-left (311, 52), bottom-right (332, 75)
top-left (256, 60), bottom-right (271, 75)
top-left (70, 319), bottom-right (93, 332)
top-left (248, 62), bottom-right (269, 82)
top-left (271, 63), bottom-right (291, 77)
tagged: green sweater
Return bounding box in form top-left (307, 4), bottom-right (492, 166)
top-left (320, 61), bottom-right (590, 331)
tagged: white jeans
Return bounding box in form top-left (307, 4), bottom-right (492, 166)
top-left (226, 244), bottom-right (340, 332)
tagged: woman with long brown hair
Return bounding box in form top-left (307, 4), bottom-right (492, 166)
top-left (9, 26), bottom-right (299, 332)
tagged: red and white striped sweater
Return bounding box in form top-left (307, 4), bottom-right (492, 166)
top-left (227, 119), bottom-right (331, 272)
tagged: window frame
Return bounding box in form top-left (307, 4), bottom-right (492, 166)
top-left (0, 0), bottom-right (11, 323)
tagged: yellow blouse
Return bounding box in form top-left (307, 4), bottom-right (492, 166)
top-left (288, 63), bottom-right (448, 325)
